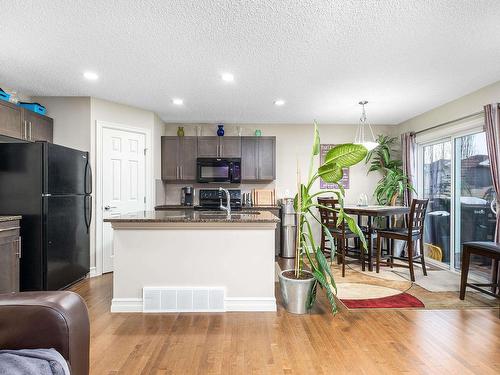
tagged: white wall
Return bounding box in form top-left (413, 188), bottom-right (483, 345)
top-left (162, 123), bottom-right (397, 205)
top-left (33, 96), bottom-right (91, 151)
top-left (398, 80), bottom-right (500, 134)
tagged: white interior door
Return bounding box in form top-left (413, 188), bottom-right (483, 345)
top-left (102, 127), bottom-right (146, 273)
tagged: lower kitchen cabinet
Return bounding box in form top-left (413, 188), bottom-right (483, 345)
top-left (0, 220), bottom-right (21, 293)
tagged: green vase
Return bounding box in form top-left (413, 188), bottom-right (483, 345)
top-left (177, 126), bottom-right (185, 137)
top-left (255, 129), bottom-right (262, 136)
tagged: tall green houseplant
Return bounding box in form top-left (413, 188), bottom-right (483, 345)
top-left (365, 134), bottom-right (414, 205)
top-left (288, 122), bottom-right (367, 313)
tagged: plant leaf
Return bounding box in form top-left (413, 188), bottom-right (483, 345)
top-left (312, 121), bottom-right (320, 156)
top-left (318, 162), bottom-right (343, 183)
top-left (324, 144), bottom-right (367, 168)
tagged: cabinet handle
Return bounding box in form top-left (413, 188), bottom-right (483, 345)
top-left (23, 121), bottom-right (27, 140)
top-left (17, 237), bottom-right (21, 258)
top-left (29, 122), bottom-right (32, 141)
top-left (0, 226), bottom-right (20, 232)
top-left (179, 166), bottom-right (182, 179)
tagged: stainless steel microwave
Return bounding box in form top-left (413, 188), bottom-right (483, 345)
top-left (196, 158), bottom-right (241, 183)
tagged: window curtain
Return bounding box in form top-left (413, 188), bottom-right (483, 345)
top-left (401, 132), bottom-right (416, 207)
top-left (484, 103), bottom-right (500, 243)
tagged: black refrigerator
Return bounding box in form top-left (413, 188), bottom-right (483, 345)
top-left (0, 141), bottom-right (91, 291)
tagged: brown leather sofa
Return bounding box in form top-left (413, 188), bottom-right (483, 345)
top-left (0, 291), bottom-right (90, 375)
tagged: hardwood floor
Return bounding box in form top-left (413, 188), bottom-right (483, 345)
top-left (70, 273), bottom-right (500, 375)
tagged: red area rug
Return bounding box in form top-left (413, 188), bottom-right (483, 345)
top-left (340, 293), bottom-right (425, 309)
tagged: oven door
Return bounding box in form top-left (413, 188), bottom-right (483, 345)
top-left (197, 158), bottom-right (231, 183)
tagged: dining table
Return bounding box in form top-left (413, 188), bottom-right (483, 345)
top-left (343, 205), bottom-right (411, 271)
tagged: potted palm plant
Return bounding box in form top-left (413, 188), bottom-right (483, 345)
top-left (365, 134), bottom-right (414, 205)
top-left (278, 122), bottom-right (367, 314)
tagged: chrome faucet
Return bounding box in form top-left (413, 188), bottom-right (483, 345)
top-left (219, 187), bottom-right (231, 215)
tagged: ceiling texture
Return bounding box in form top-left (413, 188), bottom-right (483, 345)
top-left (1, 0), bottom-right (500, 124)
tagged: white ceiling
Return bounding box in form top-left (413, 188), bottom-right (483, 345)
top-left (1, 1), bottom-right (500, 124)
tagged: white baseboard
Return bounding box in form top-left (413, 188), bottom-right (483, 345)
top-left (111, 298), bottom-right (143, 312)
top-left (89, 267), bottom-right (99, 278)
top-left (110, 297), bottom-right (277, 313)
top-left (225, 297), bottom-right (277, 312)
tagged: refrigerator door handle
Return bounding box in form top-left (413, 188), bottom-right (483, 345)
top-left (84, 158), bottom-right (93, 195)
top-left (84, 195), bottom-right (92, 233)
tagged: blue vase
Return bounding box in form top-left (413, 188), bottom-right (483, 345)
top-left (217, 124), bottom-right (225, 136)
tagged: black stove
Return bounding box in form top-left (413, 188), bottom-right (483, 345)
top-left (195, 189), bottom-right (242, 211)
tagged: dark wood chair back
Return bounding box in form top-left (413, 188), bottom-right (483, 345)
top-left (408, 198), bottom-right (429, 236)
top-left (317, 197), bottom-right (339, 227)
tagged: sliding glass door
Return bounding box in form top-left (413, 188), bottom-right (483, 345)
top-left (419, 130), bottom-right (495, 279)
top-left (454, 132), bottom-right (495, 278)
top-left (422, 141), bottom-right (452, 265)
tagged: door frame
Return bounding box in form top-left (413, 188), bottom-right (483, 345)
top-left (95, 120), bottom-right (152, 276)
top-left (415, 116), bottom-right (484, 272)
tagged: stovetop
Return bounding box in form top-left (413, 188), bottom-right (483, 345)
top-left (198, 189), bottom-right (242, 209)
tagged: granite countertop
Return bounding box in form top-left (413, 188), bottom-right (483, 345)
top-left (154, 205), bottom-right (280, 210)
top-left (0, 215), bottom-right (22, 222)
top-left (104, 210), bottom-right (280, 223)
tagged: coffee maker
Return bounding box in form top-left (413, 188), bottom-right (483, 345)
top-left (181, 186), bottom-right (194, 206)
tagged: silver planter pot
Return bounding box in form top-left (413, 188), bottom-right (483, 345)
top-left (278, 269), bottom-right (316, 314)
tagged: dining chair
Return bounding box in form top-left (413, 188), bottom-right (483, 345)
top-left (317, 197), bottom-right (364, 277)
top-left (375, 198), bottom-right (429, 281)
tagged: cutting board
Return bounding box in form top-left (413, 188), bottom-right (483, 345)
top-left (253, 189), bottom-right (275, 206)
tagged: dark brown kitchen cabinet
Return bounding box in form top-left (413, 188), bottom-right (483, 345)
top-left (0, 100), bottom-right (23, 139)
top-left (241, 136), bottom-right (276, 182)
top-left (23, 110), bottom-right (54, 142)
top-left (197, 136), bottom-right (241, 158)
top-left (0, 100), bottom-right (53, 142)
top-left (0, 220), bottom-right (21, 293)
top-left (161, 136), bottom-right (197, 181)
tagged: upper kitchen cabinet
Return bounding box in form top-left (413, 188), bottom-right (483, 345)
top-left (23, 110), bottom-right (54, 142)
top-left (0, 100), bottom-right (23, 139)
top-left (197, 136), bottom-right (241, 158)
top-left (0, 100), bottom-right (53, 142)
top-left (161, 136), bottom-right (197, 181)
top-left (241, 136), bottom-right (276, 182)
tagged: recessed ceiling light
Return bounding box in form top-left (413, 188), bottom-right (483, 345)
top-left (221, 73), bottom-right (234, 82)
top-left (274, 99), bottom-right (285, 106)
top-left (83, 71), bottom-right (98, 80)
top-left (172, 98), bottom-right (184, 105)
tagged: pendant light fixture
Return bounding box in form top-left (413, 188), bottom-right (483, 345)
top-left (354, 100), bottom-right (378, 151)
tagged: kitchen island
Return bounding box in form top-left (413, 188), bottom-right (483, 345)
top-left (105, 210), bottom-right (279, 313)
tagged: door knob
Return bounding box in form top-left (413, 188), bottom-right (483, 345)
top-left (104, 205), bottom-right (116, 210)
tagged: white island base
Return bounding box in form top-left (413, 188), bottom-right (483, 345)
top-left (107, 212), bottom-right (278, 313)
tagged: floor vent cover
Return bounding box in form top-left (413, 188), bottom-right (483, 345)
top-left (143, 287), bottom-right (225, 312)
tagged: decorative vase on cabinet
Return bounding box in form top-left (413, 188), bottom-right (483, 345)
top-left (217, 124), bottom-right (225, 136)
top-left (177, 126), bottom-right (185, 137)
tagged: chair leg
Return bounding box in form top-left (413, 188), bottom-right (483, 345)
top-left (376, 234), bottom-right (382, 273)
top-left (390, 238), bottom-right (394, 268)
top-left (419, 238), bottom-right (427, 276)
top-left (360, 236), bottom-right (365, 272)
top-left (341, 237), bottom-right (346, 278)
top-left (460, 248), bottom-right (470, 300)
top-left (336, 239), bottom-right (341, 265)
top-left (367, 233), bottom-right (373, 272)
top-left (491, 259), bottom-right (499, 295)
top-left (407, 240), bottom-right (415, 282)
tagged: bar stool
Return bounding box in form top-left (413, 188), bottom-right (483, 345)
top-left (375, 199), bottom-right (429, 282)
top-left (317, 198), bottom-right (373, 277)
top-left (460, 242), bottom-right (500, 300)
